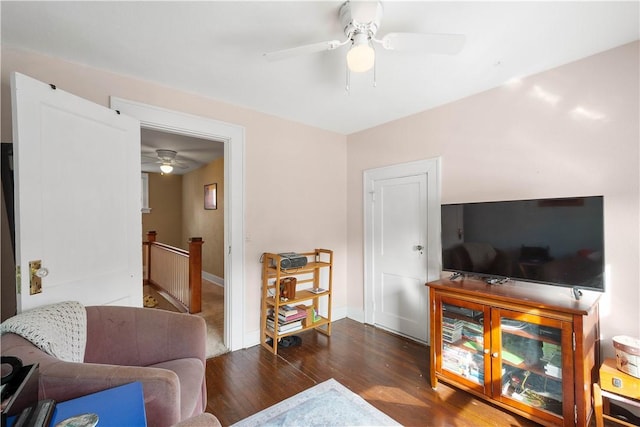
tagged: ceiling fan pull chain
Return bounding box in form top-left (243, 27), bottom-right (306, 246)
top-left (345, 65), bottom-right (351, 94)
top-left (372, 44), bottom-right (377, 88)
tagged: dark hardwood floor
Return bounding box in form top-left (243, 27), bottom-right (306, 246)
top-left (205, 318), bottom-right (540, 426)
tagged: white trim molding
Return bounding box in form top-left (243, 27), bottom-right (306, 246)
top-left (110, 97), bottom-right (246, 352)
top-left (363, 157), bottom-right (441, 345)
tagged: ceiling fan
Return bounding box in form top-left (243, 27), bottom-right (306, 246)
top-left (264, 1), bottom-right (465, 76)
top-left (142, 149), bottom-right (188, 174)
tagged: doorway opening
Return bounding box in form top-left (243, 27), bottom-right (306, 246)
top-left (111, 97), bottom-right (245, 352)
top-left (140, 128), bottom-right (226, 358)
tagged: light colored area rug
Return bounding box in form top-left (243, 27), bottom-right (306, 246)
top-left (231, 378), bottom-right (402, 427)
top-left (143, 281), bottom-right (227, 359)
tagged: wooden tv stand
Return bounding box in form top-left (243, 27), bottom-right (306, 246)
top-left (428, 277), bottom-right (600, 426)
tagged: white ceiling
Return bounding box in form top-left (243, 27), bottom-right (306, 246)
top-left (2, 1), bottom-right (639, 136)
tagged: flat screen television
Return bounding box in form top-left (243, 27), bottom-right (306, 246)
top-left (441, 196), bottom-right (604, 292)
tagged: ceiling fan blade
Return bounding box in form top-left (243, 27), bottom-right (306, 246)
top-left (171, 160), bottom-right (189, 169)
top-left (380, 32), bottom-right (466, 55)
top-left (264, 40), bottom-right (344, 62)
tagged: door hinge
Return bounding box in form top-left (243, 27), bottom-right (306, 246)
top-left (15, 265), bottom-right (21, 294)
top-left (228, 246), bottom-right (232, 255)
top-left (572, 332), bottom-right (576, 351)
top-left (369, 191), bottom-right (376, 202)
top-left (574, 404), bottom-right (577, 424)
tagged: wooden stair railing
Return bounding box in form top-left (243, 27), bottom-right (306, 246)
top-left (143, 231), bottom-right (203, 314)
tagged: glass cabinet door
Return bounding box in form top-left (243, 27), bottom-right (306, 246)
top-left (438, 298), bottom-right (489, 392)
top-left (494, 310), bottom-right (572, 421)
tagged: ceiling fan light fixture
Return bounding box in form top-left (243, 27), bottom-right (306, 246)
top-left (160, 164), bottom-right (173, 174)
top-left (347, 33), bottom-right (375, 73)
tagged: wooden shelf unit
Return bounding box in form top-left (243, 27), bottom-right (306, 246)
top-left (260, 249), bottom-right (333, 354)
top-left (428, 278), bottom-right (601, 426)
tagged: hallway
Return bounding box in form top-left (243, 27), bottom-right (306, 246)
top-left (144, 279), bottom-right (226, 358)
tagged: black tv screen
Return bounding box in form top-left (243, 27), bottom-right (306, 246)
top-left (441, 196), bottom-right (605, 291)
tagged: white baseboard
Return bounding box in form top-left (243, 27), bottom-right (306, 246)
top-left (202, 271), bottom-right (224, 287)
top-left (245, 330), bottom-right (261, 349)
top-left (245, 306), bottom-right (352, 350)
top-left (346, 306), bottom-right (364, 323)
top-left (332, 306), bottom-right (348, 321)
top-left (245, 307), bottom-right (425, 350)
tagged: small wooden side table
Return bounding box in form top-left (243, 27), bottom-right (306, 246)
top-left (599, 358), bottom-right (640, 426)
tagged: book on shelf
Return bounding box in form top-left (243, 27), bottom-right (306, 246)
top-left (270, 306), bottom-right (308, 322)
top-left (442, 343), bottom-right (484, 382)
top-left (278, 305), bottom-right (298, 317)
top-left (443, 317), bottom-right (463, 343)
top-left (267, 313), bottom-right (305, 325)
top-left (267, 318), bottom-right (302, 329)
top-left (267, 319), bottom-right (303, 333)
top-left (268, 325), bottom-right (302, 334)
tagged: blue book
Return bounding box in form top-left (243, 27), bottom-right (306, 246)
top-left (50, 382), bottom-right (147, 426)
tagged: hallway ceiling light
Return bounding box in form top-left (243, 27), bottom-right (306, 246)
top-left (142, 149), bottom-right (188, 174)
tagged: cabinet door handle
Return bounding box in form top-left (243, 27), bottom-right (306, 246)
top-left (483, 349), bottom-right (490, 354)
top-left (492, 352), bottom-right (499, 358)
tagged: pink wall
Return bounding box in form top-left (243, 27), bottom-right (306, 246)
top-left (3, 42), bottom-right (638, 354)
top-left (1, 47), bottom-right (348, 340)
top-left (346, 42), bottom-right (640, 356)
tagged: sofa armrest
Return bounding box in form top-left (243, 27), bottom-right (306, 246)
top-left (84, 305), bottom-right (206, 367)
top-left (172, 413), bottom-right (221, 427)
top-left (1, 333), bottom-right (182, 426)
top-left (40, 360), bottom-right (181, 426)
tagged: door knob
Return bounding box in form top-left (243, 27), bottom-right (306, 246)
top-left (35, 267), bottom-right (49, 278)
top-left (29, 260), bottom-right (47, 295)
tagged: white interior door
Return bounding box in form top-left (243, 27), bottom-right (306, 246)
top-left (11, 72), bottom-right (142, 312)
top-left (365, 158), bottom-right (440, 343)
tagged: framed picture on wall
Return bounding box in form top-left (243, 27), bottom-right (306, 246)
top-left (204, 183), bottom-right (217, 210)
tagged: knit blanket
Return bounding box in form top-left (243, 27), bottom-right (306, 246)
top-left (1, 301), bottom-right (87, 363)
